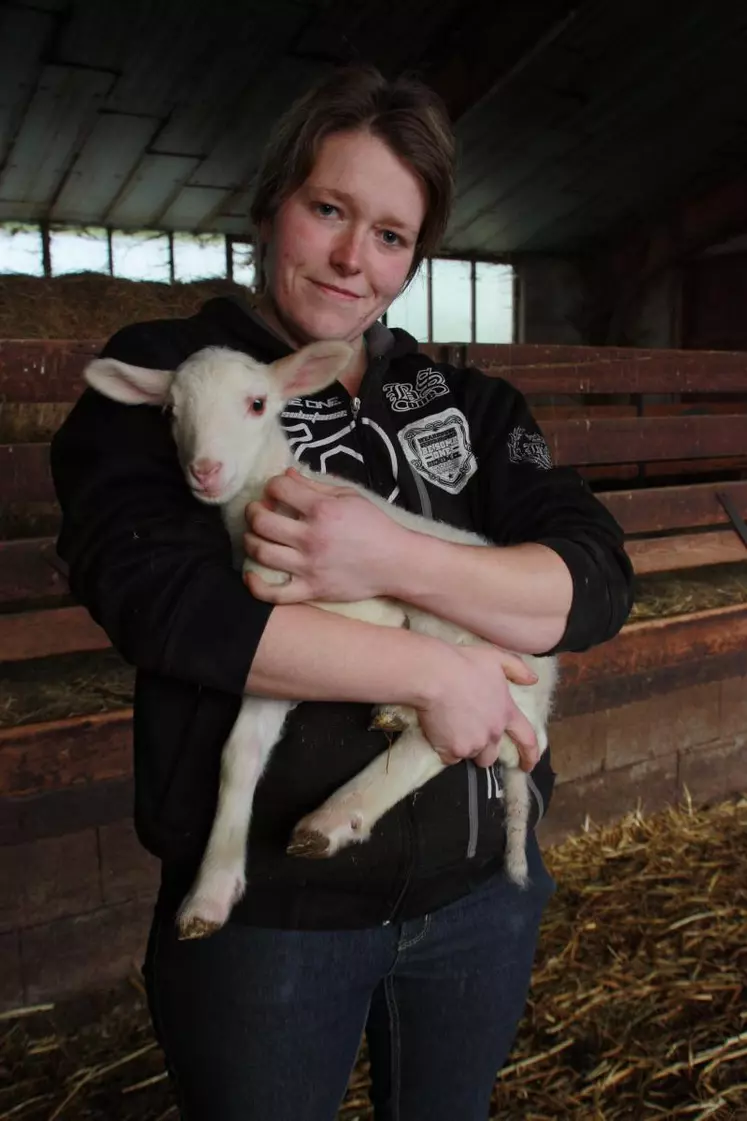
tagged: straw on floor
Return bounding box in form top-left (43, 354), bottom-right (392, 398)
top-left (1, 796), bottom-right (745, 1120)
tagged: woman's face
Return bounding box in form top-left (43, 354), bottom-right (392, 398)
top-left (261, 129), bottom-right (427, 349)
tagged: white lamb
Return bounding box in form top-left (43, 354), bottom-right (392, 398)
top-left (85, 342), bottom-right (558, 940)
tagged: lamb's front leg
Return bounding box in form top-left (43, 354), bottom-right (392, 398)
top-left (288, 724), bottom-right (445, 857)
top-left (177, 697), bottom-right (291, 940)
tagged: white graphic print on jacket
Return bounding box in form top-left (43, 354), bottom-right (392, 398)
top-left (383, 367), bottom-right (449, 412)
top-left (507, 425), bottom-right (552, 470)
top-left (282, 395), bottom-right (401, 502)
top-left (398, 406), bottom-right (477, 495)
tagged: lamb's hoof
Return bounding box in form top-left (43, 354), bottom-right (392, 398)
top-left (286, 828), bottom-right (331, 858)
top-left (177, 915), bottom-right (223, 941)
top-left (369, 710), bottom-right (408, 733)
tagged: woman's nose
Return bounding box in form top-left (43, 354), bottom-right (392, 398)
top-left (330, 229), bottom-right (363, 274)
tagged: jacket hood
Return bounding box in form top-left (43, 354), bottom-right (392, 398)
top-left (195, 294), bottom-right (420, 368)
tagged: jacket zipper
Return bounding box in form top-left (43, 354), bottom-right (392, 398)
top-left (351, 361), bottom-right (416, 925)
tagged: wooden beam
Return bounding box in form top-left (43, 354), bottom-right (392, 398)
top-left (543, 414), bottom-right (747, 466)
top-left (558, 603), bottom-right (747, 689)
top-left (0, 605), bottom-right (110, 662)
top-left (467, 344), bottom-right (747, 395)
top-left (423, 2), bottom-right (579, 121)
top-left (599, 480), bottom-right (747, 535)
top-left (3, 338), bottom-right (747, 401)
top-left (625, 529), bottom-right (747, 575)
top-left (0, 444), bottom-right (56, 503)
top-left (0, 709), bottom-right (132, 799)
top-left (0, 340), bottom-right (99, 402)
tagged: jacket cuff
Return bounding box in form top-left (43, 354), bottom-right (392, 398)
top-left (534, 535), bottom-right (624, 655)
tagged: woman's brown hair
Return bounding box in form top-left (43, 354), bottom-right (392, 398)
top-left (249, 64), bottom-right (456, 290)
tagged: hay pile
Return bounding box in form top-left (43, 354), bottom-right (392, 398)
top-left (631, 563), bottom-right (747, 623)
top-left (1, 797), bottom-right (745, 1120)
top-left (0, 650), bottom-right (134, 729)
top-left (0, 274), bottom-right (253, 340)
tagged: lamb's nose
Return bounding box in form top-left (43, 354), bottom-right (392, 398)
top-left (189, 458), bottom-right (222, 484)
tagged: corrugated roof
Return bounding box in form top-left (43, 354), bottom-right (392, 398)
top-left (1, 0), bottom-right (746, 254)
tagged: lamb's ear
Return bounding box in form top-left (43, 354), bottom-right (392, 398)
top-left (272, 341), bottom-right (354, 400)
top-left (84, 358), bottom-right (173, 406)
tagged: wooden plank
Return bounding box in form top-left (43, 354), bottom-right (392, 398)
top-left (0, 340), bottom-right (98, 403)
top-left (459, 343), bottom-right (747, 395)
top-left (0, 709), bottom-right (132, 799)
top-left (599, 480), bottom-right (747, 534)
top-left (4, 339), bottom-right (747, 403)
top-left (0, 606), bottom-right (110, 662)
top-left (556, 646), bottom-right (747, 720)
top-left (625, 530), bottom-right (747, 575)
top-left (545, 415), bottom-right (747, 466)
top-left (533, 404), bottom-right (636, 421)
top-left (0, 538), bottom-right (69, 607)
top-left (643, 455), bottom-right (747, 479)
top-left (558, 603), bottom-right (747, 690)
top-left (0, 444), bottom-right (55, 503)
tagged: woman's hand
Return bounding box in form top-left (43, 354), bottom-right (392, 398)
top-left (243, 467), bottom-right (408, 603)
top-left (416, 645), bottom-right (540, 772)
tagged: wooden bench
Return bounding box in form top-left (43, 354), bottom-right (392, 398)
top-left (2, 338), bottom-right (747, 843)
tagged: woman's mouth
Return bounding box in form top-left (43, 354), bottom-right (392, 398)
top-left (311, 280), bottom-right (363, 301)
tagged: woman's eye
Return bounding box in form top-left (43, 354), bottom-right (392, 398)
top-left (381, 229), bottom-right (401, 246)
top-left (315, 202), bottom-right (338, 218)
top-left (248, 397), bottom-right (266, 416)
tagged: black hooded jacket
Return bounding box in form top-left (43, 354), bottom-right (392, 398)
top-left (50, 296), bottom-right (634, 929)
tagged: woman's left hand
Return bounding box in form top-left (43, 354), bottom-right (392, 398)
top-left (243, 467), bottom-right (408, 604)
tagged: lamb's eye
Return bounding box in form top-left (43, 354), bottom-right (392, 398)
top-left (248, 397), bottom-right (266, 416)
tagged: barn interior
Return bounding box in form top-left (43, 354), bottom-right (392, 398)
top-left (1, 2), bottom-right (747, 1118)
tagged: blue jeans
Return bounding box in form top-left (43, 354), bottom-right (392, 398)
top-left (143, 834), bottom-right (555, 1121)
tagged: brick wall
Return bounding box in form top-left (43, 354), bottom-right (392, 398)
top-left (1, 819), bottom-right (158, 1010)
top-left (1, 674), bottom-right (745, 1012)
top-left (538, 673), bottom-right (747, 846)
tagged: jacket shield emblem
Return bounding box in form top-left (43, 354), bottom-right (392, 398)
top-left (398, 407), bottom-right (477, 494)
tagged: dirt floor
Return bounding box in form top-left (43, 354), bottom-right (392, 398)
top-left (1, 797), bottom-right (745, 1120)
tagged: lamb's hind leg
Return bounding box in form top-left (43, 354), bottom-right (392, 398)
top-left (177, 698), bottom-right (291, 940)
top-left (498, 733), bottom-right (531, 888)
top-left (288, 724), bottom-right (443, 857)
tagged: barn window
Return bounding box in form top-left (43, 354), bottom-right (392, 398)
top-left (173, 233), bottom-right (226, 281)
top-left (230, 241), bottom-right (256, 287)
top-left (110, 230), bottom-right (171, 282)
top-left (0, 225), bottom-right (44, 276)
top-left (386, 257), bottom-right (515, 343)
top-left (432, 258), bottom-right (472, 342)
top-left (49, 227), bottom-right (110, 275)
top-left (385, 263), bottom-right (429, 339)
top-left (475, 262), bottom-right (514, 343)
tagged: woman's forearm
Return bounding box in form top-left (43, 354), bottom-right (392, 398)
top-left (246, 603), bottom-right (446, 706)
top-left (386, 535), bottom-right (573, 655)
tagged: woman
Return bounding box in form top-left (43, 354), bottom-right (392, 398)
top-left (51, 65), bottom-right (633, 1120)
